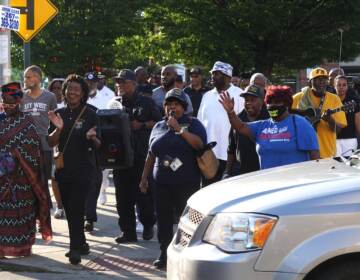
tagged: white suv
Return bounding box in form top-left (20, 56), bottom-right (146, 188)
top-left (167, 157), bottom-right (360, 280)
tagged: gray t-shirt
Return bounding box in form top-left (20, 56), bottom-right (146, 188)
top-left (152, 86), bottom-right (193, 115)
top-left (20, 89), bottom-right (57, 151)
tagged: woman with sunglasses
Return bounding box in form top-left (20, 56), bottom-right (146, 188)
top-left (0, 82), bottom-right (52, 258)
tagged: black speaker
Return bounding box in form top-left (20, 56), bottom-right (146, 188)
top-left (96, 109), bottom-right (134, 169)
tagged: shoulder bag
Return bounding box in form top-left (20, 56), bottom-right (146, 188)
top-left (196, 141), bottom-right (219, 179)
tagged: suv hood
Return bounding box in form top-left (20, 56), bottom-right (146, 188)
top-left (188, 159), bottom-right (360, 215)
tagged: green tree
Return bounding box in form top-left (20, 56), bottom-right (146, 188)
top-left (128, 0), bottom-right (360, 76)
top-left (12, 0), bottom-right (145, 77)
top-left (11, 0), bottom-right (360, 78)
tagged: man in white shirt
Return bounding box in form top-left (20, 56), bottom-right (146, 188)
top-left (197, 61), bottom-right (244, 185)
top-left (97, 73), bottom-right (116, 104)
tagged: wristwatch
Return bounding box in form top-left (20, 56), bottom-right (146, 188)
top-left (175, 126), bottom-right (187, 135)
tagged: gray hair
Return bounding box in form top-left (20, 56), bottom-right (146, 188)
top-left (250, 73), bottom-right (269, 87)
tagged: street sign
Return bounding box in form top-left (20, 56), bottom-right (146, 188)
top-left (0, 5), bottom-right (20, 31)
top-left (10, 0), bottom-right (58, 42)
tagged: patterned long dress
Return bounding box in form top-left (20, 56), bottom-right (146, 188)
top-left (0, 113), bottom-right (52, 257)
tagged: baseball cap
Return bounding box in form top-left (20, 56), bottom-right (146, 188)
top-left (309, 67), bottom-right (328, 80)
top-left (97, 72), bottom-right (106, 79)
top-left (114, 69), bottom-right (136, 81)
top-left (84, 72), bottom-right (98, 81)
top-left (190, 67), bottom-right (202, 75)
top-left (240, 84), bottom-right (264, 98)
top-left (210, 61), bottom-right (233, 77)
top-left (165, 88), bottom-right (188, 105)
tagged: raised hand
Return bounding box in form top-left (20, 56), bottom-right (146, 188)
top-left (167, 115), bottom-right (181, 132)
top-left (218, 91), bottom-right (234, 113)
top-left (48, 111), bottom-right (63, 130)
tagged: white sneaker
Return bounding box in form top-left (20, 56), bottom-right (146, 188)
top-left (54, 207), bottom-right (65, 219)
top-left (98, 190), bottom-right (107, 205)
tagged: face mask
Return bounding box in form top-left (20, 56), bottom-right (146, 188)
top-left (267, 105), bottom-right (287, 118)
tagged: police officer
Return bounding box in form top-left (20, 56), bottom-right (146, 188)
top-left (113, 69), bottom-right (161, 243)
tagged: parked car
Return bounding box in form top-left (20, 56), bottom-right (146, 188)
top-left (167, 156), bottom-right (360, 280)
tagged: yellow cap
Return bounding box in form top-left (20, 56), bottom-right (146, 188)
top-left (309, 67), bottom-right (328, 80)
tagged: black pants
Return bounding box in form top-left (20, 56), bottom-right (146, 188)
top-left (58, 177), bottom-right (91, 251)
top-left (85, 167), bottom-right (103, 222)
top-left (113, 159), bottom-right (156, 235)
top-left (155, 182), bottom-right (199, 252)
top-left (202, 159), bottom-right (227, 187)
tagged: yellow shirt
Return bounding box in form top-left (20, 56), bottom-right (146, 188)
top-left (292, 90), bottom-right (347, 158)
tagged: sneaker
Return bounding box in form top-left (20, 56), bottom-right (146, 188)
top-left (98, 190), bottom-right (107, 205)
top-left (54, 208), bottom-right (65, 219)
top-left (84, 221), bottom-right (94, 232)
top-left (115, 234), bottom-right (137, 244)
top-left (153, 251), bottom-right (167, 269)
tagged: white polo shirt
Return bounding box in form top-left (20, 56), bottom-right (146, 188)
top-left (197, 85), bottom-right (244, 160)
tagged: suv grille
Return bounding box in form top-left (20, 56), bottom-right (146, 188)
top-left (188, 207), bottom-right (204, 225)
top-left (176, 207), bottom-right (205, 248)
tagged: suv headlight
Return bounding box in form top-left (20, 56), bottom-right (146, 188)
top-left (203, 213), bottom-right (277, 253)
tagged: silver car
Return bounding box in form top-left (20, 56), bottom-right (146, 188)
top-left (167, 157), bottom-right (360, 280)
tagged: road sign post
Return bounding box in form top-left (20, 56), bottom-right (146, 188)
top-left (10, 0), bottom-right (58, 68)
top-left (10, 0), bottom-right (58, 42)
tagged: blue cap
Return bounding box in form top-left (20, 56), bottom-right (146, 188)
top-left (165, 88), bottom-right (187, 105)
top-left (84, 72), bottom-right (98, 81)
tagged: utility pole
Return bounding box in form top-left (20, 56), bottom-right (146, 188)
top-left (0, 0), bottom-right (11, 85)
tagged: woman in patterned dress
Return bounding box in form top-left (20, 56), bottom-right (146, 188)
top-left (0, 82), bottom-right (52, 258)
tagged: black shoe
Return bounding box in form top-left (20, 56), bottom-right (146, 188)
top-left (153, 253), bottom-right (167, 269)
top-left (115, 234), bottom-right (137, 244)
top-left (65, 243), bottom-right (90, 257)
top-left (142, 226), bottom-right (154, 241)
top-left (84, 221), bottom-right (94, 232)
top-left (68, 250), bottom-right (81, 265)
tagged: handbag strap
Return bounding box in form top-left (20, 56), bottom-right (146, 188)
top-left (61, 106), bottom-right (87, 153)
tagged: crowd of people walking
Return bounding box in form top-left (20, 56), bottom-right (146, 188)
top-left (0, 61), bottom-right (358, 269)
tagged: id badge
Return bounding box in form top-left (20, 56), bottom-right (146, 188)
top-left (170, 157), bottom-right (183, 171)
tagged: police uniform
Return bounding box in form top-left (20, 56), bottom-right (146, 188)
top-left (113, 91), bottom-right (161, 240)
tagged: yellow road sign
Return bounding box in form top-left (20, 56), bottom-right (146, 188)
top-left (10, 0), bottom-right (58, 42)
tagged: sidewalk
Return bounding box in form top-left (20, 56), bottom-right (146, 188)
top-left (0, 186), bottom-right (166, 280)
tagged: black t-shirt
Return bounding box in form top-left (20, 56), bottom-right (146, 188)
top-left (183, 86), bottom-right (209, 117)
top-left (228, 106), bottom-right (269, 174)
top-left (119, 92), bottom-right (162, 159)
top-left (49, 104), bottom-right (98, 179)
top-left (337, 90), bottom-right (360, 139)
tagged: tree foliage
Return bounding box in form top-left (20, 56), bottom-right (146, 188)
top-left (11, 0), bottom-right (360, 78)
top-left (133, 0), bottom-right (360, 76)
top-left (12, 0), bottom-right (145, 77)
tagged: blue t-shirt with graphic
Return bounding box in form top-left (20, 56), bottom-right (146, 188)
top-left (248, 115), bottom-right (319, 169)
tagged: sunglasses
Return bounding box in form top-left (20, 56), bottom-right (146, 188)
top-left (1, 103), bottom-right (19, 109)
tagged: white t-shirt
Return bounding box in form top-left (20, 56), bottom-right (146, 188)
top-left (87, 88), bottom-right (114, 110)
top-left (107, 97), bottom-right (123, 109)
top-left (197, 85), bottom-right (244, 160)
top-left (98, 85), bottom-right (115, 102)
top-left (57, 101), bottom-right (65, 109)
